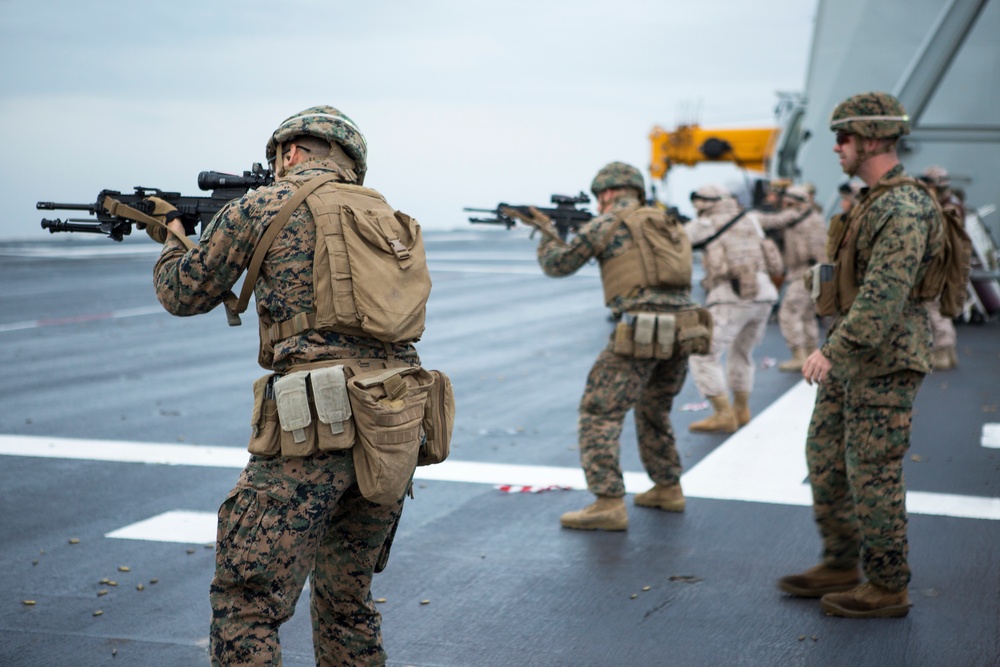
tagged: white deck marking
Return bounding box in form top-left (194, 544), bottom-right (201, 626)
top-left (982, 423), bottom-right (1000, 448)
top-left (2, 382), bottom-right (999, 544)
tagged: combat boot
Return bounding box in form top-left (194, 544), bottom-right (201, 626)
top-left (777, 564), bottom-right (861, 598)
top-left (820, 581), bottom-right (911, 618)
top-left (932, 346), bottom-right (954, 371)
top-left (689, 395), bottom-right (739, 434)
top-left (732, 391), bottom-right (751, 427)
top-left (949, 346), bottom-right (959, 368)
top-left (560, 496), bottom-right (628, 531)
top-left (778, 347), bottom-right (808, 372)
top-left (634, 483), bottom-right (685, 512)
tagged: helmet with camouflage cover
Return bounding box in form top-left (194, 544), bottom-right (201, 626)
top-left (590, 161), bottom-right (645, 198)
top-left (266, 106), bottom-right (368, 183)
top-left (829, 92), bottom-right (910, 139)
top-left (920, 165), bottom-right (950, 189)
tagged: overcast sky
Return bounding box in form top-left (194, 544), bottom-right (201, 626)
top-left (0, 0), bottom-right (816, 241)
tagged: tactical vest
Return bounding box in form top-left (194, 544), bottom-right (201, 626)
top-left (598, 205), bottom-right (692, 305)
top-left (829, 175), bottom-right (945, 314)
top-left (237, 173), bottom-right (431, 368)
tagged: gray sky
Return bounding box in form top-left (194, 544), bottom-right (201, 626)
top-left (0, 0), bottom-right (816, 241)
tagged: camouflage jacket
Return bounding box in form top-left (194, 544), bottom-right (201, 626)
top-left (154, 159), bottom-right (419, 373)
top-left (684, 197), bottom-right (778, 305)
top-left (823, 164), bottom-right (943, 378)
top-left (757, 205), bottom-right (828, 277)
top-left (536, 195), bottom-right (695, 313)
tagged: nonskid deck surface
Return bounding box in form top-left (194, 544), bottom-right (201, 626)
top-left (1, 230), bottom-right (998, 667)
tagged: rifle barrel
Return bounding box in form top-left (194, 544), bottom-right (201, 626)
top-left (36, 202), bottom-right (97, 211)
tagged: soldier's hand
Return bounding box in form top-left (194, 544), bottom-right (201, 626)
top-left (500, 206), bottom-right (562, 243)
top-left (143, 196), bottom-right (182, 244)
top-left (802, 350), bottom-right (832, 385)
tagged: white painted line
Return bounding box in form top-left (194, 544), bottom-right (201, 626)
top-left (106, 510), bottom-right (217, 544)
top-left (982, 423), bottom-right (1000, 449)
top-left (0, 435), bottom-right (249, 468)
top-left (0, 306), bottom-right (165, 333)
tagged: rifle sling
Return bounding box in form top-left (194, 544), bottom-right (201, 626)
top-left (233, 171), bottom-right (344, 321)
top-left (691, 210), bottom-right (747, 251)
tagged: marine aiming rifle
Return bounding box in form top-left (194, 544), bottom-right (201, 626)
top-left (464, 192), bottom-right (594, 241)
top-left (38, 163), bottom-right (274, 242)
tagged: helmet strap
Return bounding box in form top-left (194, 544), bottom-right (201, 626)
top-left (273, 143), bottom-right (286, 178)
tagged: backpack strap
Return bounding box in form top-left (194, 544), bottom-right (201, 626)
top-left (691, 210), bottom-right (747, 251)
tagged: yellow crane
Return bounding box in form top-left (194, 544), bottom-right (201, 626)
top-left (648, 123), bottom-right (780, 181)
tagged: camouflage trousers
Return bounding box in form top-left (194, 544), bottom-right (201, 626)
top-left (210, 451), bottom-right (403, 667)
top-left (926, 298), bottom-right (956, 349)
top-left (806, 369), bottom-right (924, 592)
top-left (578, 347), bottom-right (688, 498)
top-left (689, 301), bottom-right (772, 397)
top-left (778, 270), bottom-right (819, 349)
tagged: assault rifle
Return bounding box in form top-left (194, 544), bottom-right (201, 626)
top-left (465, 192), bottom-right (594, 241)
top-left (38, 163), bottom-right (274, 242)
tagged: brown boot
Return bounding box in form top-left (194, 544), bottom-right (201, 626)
top-left (689, 395), bottom-right (739, 434)
top-left (949, 346), bottom-right (959, 368)
top-left (732, 391), bottom-right (751, 427)
top-left (820, 581), bottom-right (911, 618)
top-left (777, 564), bottom-right (861, 598)
top-left (634, 483), bottom-right (685, 512)
top-left (932, 347), bottom-right (954, 371)
top-left (778, 347), bottom-right (808, 372)
top-left (560, 496), bottom-right (628, 531)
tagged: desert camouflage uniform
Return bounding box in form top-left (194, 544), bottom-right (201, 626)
top-left (684, 197), bottom-right (778, 398)
top-left (758, 204), bottom-right (828, 350)
top-left (155, 157), bottom-right (416, 666)
top-left (537, 195), bottom-right (695, 498)
top-left (807, 164), bottom-right (942, 592)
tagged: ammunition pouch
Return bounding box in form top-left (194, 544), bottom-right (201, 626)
top-left (612, 309), bottom-right (712, 359)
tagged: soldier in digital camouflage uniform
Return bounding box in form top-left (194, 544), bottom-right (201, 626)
top-left (919, 165), bottom-right (965, 370)
top-left (152, 106), bottom-right (418, 665)
top-left (684, 184), bottom-right (778, 433)
top-left (756, 184), bottom-right (829, 372)
top-left (778, 92), bottom-right (944, 619)
top-left (508, 162), bottom-right (697, 531)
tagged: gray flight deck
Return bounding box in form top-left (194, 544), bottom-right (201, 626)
top-left (1, 230), bottom-right (998, 666)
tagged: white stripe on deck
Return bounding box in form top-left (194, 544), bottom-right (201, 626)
top-left (982, 423), bottom-right (1000, 448)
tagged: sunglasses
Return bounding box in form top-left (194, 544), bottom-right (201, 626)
top-left (835, 132), bottom-right (854, 146)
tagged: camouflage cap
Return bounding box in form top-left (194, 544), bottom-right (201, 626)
top-left (266, 106), bottom-right (368, 184)
top-left (920, 165), bottom-right (950, 188)
top-left (590, 162), bottom-right (645, 197)
top-left (829, 91), bottom-right (909, 139)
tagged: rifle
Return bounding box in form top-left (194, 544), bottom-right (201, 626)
top-left (38, 163), bottom-right (274, 242)
top-left (464, 192), bottom-right (593, 241)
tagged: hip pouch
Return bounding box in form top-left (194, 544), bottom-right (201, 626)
top-left (733, 267), bottom-right (760, 300)
top-left (248, 366), bottom-right (356, 458)
top-left (349, 366), bottom-right (434, 505)
top-left (419, 370), bottom-right (455, 466)
top-left (612, 309), bottom-right (712, 360)
top-left (805, 263), bottom-right (837, 316)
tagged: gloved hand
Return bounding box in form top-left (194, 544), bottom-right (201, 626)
top-left (143, 196), bottom-right (182, 243)
top-left (500, 206), bottom-right (562, 243)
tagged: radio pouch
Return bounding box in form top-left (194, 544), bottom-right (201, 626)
top-left (806, 263), bottom-right (837, 316)
top-left (419, 370), bottom-right (455, 466)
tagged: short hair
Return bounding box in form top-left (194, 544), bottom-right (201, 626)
top-left (288, 135), bottom-right (332, 158)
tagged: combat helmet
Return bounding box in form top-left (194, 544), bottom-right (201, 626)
top-left (920, 165), bottom-right (950, 189)
top-left (829, 92), bottom-right (910, 139)
top-left (783, 184), bottom-right (810, 203)
top-left (591, 162), bottom-right (645, 198)
top-left (266, 106), bottom-right (368, 183)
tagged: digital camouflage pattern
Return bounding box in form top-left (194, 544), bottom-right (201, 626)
top-left (829, 91), bottom-right (910, 139)
top-left (805, 369), bottom-right (922, 592)
top-left (536, 193), bottom-right (694, 498)
top-left (210, 451), bottom-right (403, 666)
top-left (821, 164), bottom-right (942, 378)
top-left (589, 161), bottom-right (645, 197)
top-left (154, 159), bottom-right (419, 374)
top-left (265, 106), bottom-right (369, 184)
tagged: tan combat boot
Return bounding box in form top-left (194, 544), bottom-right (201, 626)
top-left (949, 346), bottom-right (959, 368)
top-left (820, 581), bottom-right (911, 618)
top-left (732, 391), bottom-right (751, 427)
top-left (560, 496), bottom-right (628, 531)
top-left (932, 346), bottom-right (954, 371)
top-left (634, 483), bottom-right (685, 512)
top-left (689, 395), bottom-right (739, 434)
top-left (778, 347), bottom-right (808, 372)
top-left (777, 564), bottom-right (862, 597)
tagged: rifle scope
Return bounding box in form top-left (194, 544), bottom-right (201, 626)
top-left (198, 170), bottom-right (272, 192)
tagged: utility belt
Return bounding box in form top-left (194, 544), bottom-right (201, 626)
top-left (611, 309), bottom-right (712, 359)
top-left (249, 358), bottom-right (454, 505)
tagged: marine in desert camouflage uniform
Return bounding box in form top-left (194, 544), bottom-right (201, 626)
top-left (919, 165), bottom-right (965, 370)
top-left (756, 184), bottom-right (829, 371)
top-left (152, 106), bottom-right (417, 665)
top-left (684, 184), bottom-right (779, 433)
top-left (779, 92), bottom-right (944, 619)
top-left (509, 162), bottom-right (696, 531)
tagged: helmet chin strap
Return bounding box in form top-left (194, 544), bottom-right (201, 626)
top-left (273, 143), bottom-right (286, 178)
